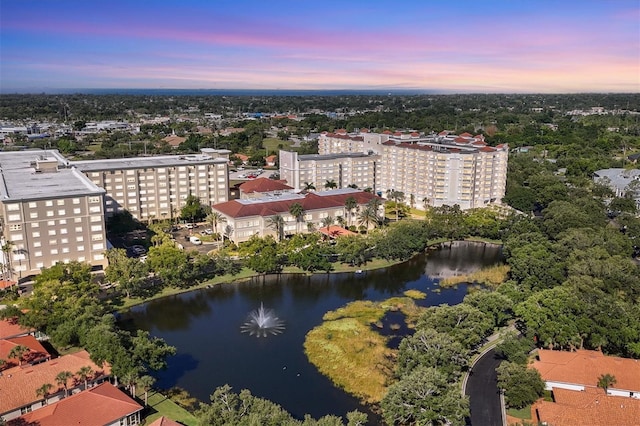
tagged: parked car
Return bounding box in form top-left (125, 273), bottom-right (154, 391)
top-left (189, 236), bottom-right (202, 245)
top-left (203, 228), bottom-right (213, 235)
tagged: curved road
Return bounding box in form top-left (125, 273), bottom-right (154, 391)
top-left (465, 348), bottom-right (503, 426)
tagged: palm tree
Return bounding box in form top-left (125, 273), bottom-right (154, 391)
top-left (121, 371), bottom-right (138, 397)
top-left (137, 375), bottom-right (156, 406)
top-left (597, 373), bottom-right (617, 393)
top-left (8, 344), bottom-right (30, 367)
top-left (358, 206), bottom-right (379, 234)
top-left (206, 212), bottom-right (226, 241)
top-left (344, 196), bottom-right (358, 227)
top-left (55, 370), bottom-right (73, 397)
top-left (409, 194), bottom-right (415, 210)
top-left (288, 202), bottom-right (305, 234)
top-left (336, 215), bottom-right (346, 228)
top-left (266, 214), bottom-right (285, 242)
top-left (306, 222), bottom-right (316, 232)
top-left (321, 215), bottom-right (335, 229)
top-left (387, 190), bottom-right (405, 222)
top-left (76, 366), bottom-right (94, 390)
top-left (1, 240), bottom-right (14, 282)
top-left (36, 383), bottom-right (53, 401)
top-left (324, 179), bottom-right (337, 190)
top-left (302, 182), bottom-right (316, 192)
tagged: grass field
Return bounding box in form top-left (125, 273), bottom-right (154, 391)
top-left (439, 264), bottom-right (510, 288)
top-left (262, 137), bottom-right (292, 153)
top-left (140, 390), bottom-right (198, 426)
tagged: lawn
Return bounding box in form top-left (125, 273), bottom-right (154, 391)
top-left (507, 405), bottom-right (532, 420)
top-left (140, 390), bottom-right (198, 426)
top-left (262, 137), bottom-right (292, 153)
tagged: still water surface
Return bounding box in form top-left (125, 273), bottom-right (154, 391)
top-left (124, 241), bottom-right (502, 420)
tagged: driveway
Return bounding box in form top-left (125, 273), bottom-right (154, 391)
top-left (465, 348), bottom-right (503, 426)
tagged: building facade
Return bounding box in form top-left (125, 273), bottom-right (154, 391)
top-left (0, 151), bottom-right (108, 279)
top-left (291, 130), bottom-right (509, 210)
top-left (0, 149), bottom-right (231, 280)
top-left (212, 188), bottom-right (380, 244)
top-left (73, 151), bottom-right (230, 222)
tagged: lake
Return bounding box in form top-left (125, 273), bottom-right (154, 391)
top-left (124, 241), bottom-right (502, 421)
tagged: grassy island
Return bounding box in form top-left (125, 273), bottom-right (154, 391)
top-left (303, 295), bottom-right (425, 404)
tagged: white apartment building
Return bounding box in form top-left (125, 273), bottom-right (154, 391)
top-left (0, 151), bottom-right (108, 279)
top-left (73, 149), bottom-right (230, 222)
top-left (308, 130), bottom-right (509, 210)
top-left (0, 148), bottom-right (232, 280)
top-left (279, 151), bottom-right (379, 192)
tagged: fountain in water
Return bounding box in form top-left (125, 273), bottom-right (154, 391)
top-left (241, 303), bottom-right (285, 337)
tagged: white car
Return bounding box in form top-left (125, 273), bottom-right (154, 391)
top-left (189, 236), bottom-right (202, 245)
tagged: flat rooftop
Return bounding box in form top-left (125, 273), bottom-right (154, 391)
top-left (0, 150), bottom-right (104, 201)
top-left (298, 152), bottom-right (374, 161)
top-left (72, 153), bottom-right (228, 172)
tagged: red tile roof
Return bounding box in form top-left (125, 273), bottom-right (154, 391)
top-left (10, 382), bottom-right (142, 426)
top-left (0, 318), bottom-right (33, 340)
top-left (161, 135), bottom-right (186, 147)
top-left (213, 191), bottom-right (379, 219)
top-left (0, 350), bottom-right (111, 415)
top-left (148, 416), bottom-right (183, 426)
top-left (533, 349), bottom-right (640, 392)
top-left (0, 280), bottom-right (17, 290)
top-left (533, 387), bottom-right (640, 426)
top-left (459, 132), bottom-right (473, 137)
top-left (0, 335), bottom-right (50, 368)
top-left (318, 226), bottom-right (357, 238)
top-left (239, 178), bottom-right (293, 194)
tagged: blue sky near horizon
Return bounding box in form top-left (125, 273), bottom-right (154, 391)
top-left (1, 0), bottom-right (639, 93)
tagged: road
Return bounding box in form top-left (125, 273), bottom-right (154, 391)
top-left (466, 348), bottom-right (503, 426)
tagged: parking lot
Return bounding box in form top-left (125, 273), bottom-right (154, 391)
top-left (171, 225), bottom-right (221, 254)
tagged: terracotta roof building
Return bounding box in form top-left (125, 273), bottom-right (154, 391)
top-left (315, 130), bottom-right (508, 210)
top-left (0, 335), bottom-right (51, 368)
top-left (530, 349), bottom-right (640, 426)
top-left (148, 416), bottom-right (183, 426)
top-left (533, 387), bottom-right (640, 426)
top-left (0, 350), bottom-right (111, 422)
top-left (212, 188), bottom-right (379, 243)
top-left (533, 349), bottom-right (640, 398)
top-left (238, 177), bottom-right (294, 199)
top-left (0, 318), bottom-right (34, 340)
top-left (8, 382), bottom-right (142, 426)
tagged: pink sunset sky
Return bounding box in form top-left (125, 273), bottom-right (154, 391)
top-left (1, 0), bottom-right (639, 93)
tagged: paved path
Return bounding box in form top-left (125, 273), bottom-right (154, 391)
top-left (466, 347), bottom-right (503, 426)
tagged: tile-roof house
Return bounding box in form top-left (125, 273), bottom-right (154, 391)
top-left (265, 155), bottom-right (277, 166)
top-left (0, 350), bottom-right (111, 422)
top-left (0, 335), bottom-right (51, 368)
top-left (7, 382), bottom-right (142, 426)
top-left (0, 318), bottom-right (34, 340)
top-left (532, 349), bottom-right (640, 399)
top-left (148, 415), bottom-right (183, 426)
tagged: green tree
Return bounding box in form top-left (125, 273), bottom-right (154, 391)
top-left (55, 370), bottom-right (73, 397)
top-left (8, 344), bottom-right (30, 366)
top-left (496, 362), bottom-right (544, 409)
top-left (381, 367), bottom-right (469, 426)
top-left (266, 214), bottom-right (285, 242)
top-left (288, 202), bottom-right (305, 234)
top-left (76, 366), bottom-right (94, 390)
top-left (303, 181), bottom-right (316, 192)
top-left (344, 196), bottom-right (358, 227)
top-left (495, 332), bottom-right (534, 365)
top-left (324, 179), bottom-right (337, 189)
top-left (180, 194), bottom-right (206, 224)
top-left (239, 235), bottom-right (283, 274)
top-left (396, 328), bottom-right (470, 378)
top-left (597, 373), bottom-right (617, 392)
top-left (207, 212), bottom-right (226, 241)
top-left (463, 290), bottom-right (514, 328)
top-left (35, 383), bottom-right (53, 400)
top-left (357, 205), bottom-right (378, 234)
top-left (137, 375), bottom-right (156, 406)
top-left (105, 248), bottom-right (149, 298)
top-left (417, 304), bottom-right (493, 349)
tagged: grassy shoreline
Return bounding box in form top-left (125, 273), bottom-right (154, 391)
top-left (111, 237), bottom-right (503, 311)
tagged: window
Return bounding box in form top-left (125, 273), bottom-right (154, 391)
top-left (76, 236), bottom-right (84, 242)
top-left (92, 243), bottom-right (104, 250)
top-left (29, 212), bottom-right (38, 219)
top-left (91, 234), bottom-right (103, 241)
top-left (73, 208), bottom-right (81, 214)
top-left (8, 214), bottom-right (21, 221)
top-left (32, 231), bottom-right (41, 238)
top-left (9, 224), bottom-right (22, 231)
top-left (34, 241), bottom-right (41, 248)
top-left (45, 200), bottom-right (53, 207)
top-left (46, 211), bottom-right (54, 217)
top-left (77, 245), bottom-right (85, 251)
top-left (59, 219), bottom-right (67, 225)
top-left (74, 218), bottom-right (82, 223)
top-left (57, 200), bottom-right (65, 206)
top-left (62, 247), bottom-right (70, 253)
top-left (60, 238), bottom-right (68, 244)
top-left (89, 197), bottom-right (100, 203)
top-left (49, 239), bottom-right (57, 245)
top-left (72, 198), bottom-right (80, 204)
top-left (90, 225), bottom-right (102, 232)
top-left (50, 248), bottom-right (58, 255)
top-left (11, 233), bottom-right (23, 241)
top-left (48, 230), bottom-right (56, 236)
top-left (28, 202), bottom-right (37, 208)
top-left (90, 215), bottom-right (101, 223)
top-left (6, 203), bottom-right (20, 211)
top-left (75, 227), bottom-right (83, 233)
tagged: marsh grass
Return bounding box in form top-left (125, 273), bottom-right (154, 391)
top-left (304, 298), bottom-right (421, 403)
top-left (439, 264), bottom-right (509, 288)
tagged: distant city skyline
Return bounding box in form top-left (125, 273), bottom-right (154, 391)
top-left (1, 0), bottom-right (638, 94)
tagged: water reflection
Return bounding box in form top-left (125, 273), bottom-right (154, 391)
top-left (125, 241), bottom-right (502, 421)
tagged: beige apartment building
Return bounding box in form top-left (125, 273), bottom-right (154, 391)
top-left (310, 130), bottom-right (508, 210)
top-left (0, 148), bottom-right (231, 280)
top-left (212, 188), bottom-right (380, 244)
top-left (0, 151), bottom-right (108, 279)
top-left (279, 151), bottom-right (379, 192)
top-left (73, 149), bottom-right (230, 222)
